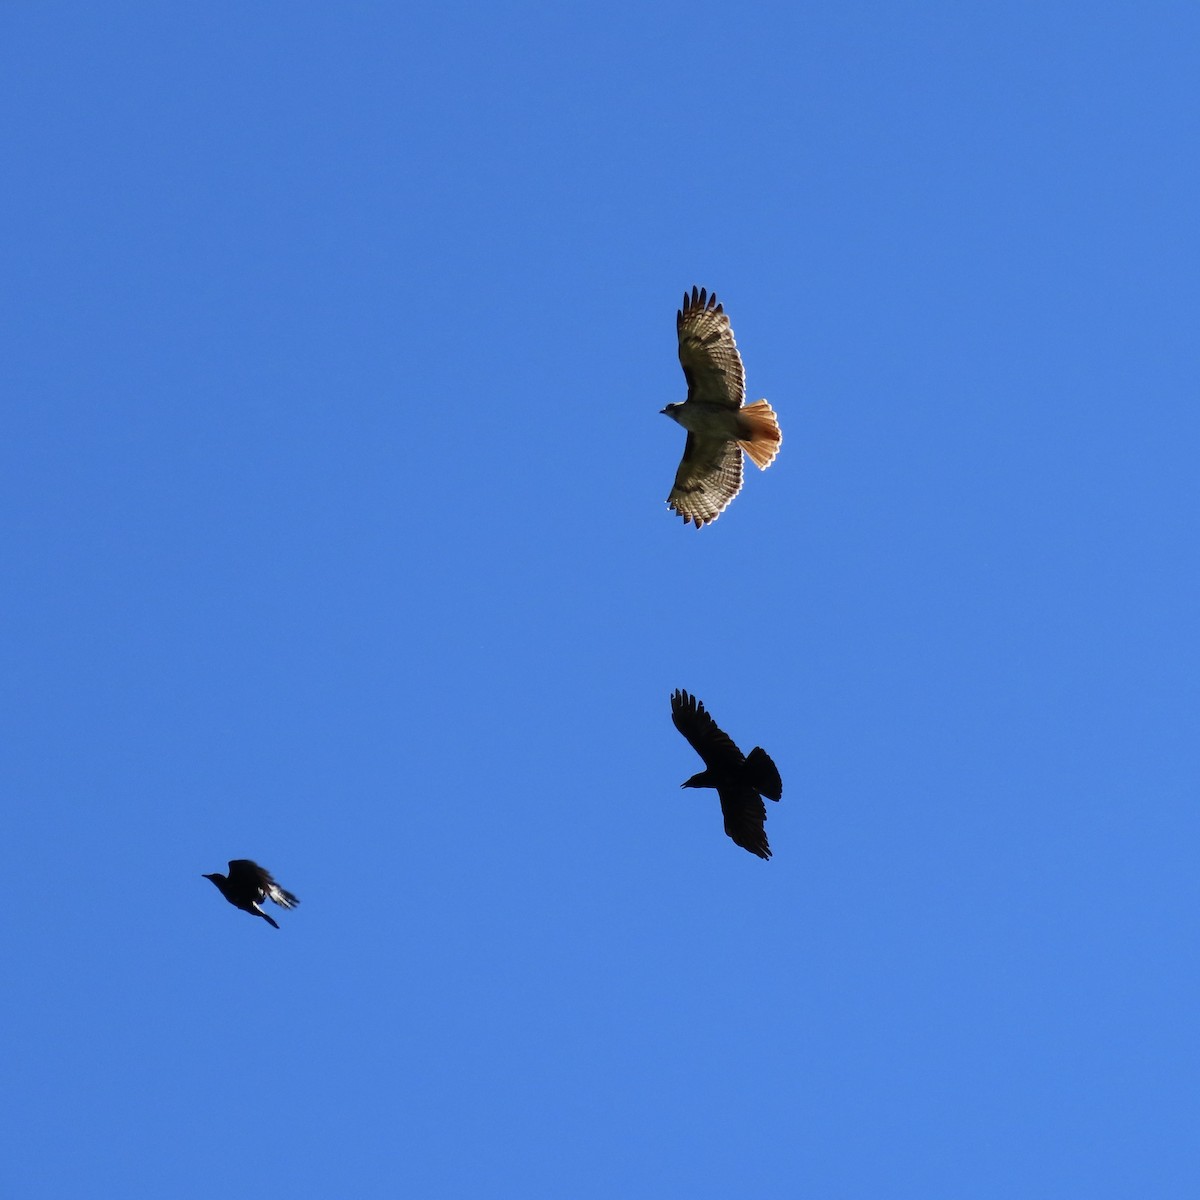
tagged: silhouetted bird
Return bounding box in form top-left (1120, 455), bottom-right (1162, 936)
top-left (203, 859), bottom-right (299, 929)
top-left (670, 689), bottom-right (783, 859)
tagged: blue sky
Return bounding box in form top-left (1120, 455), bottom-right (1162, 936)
top-left (3, 2), bottom-right (1197, 1196)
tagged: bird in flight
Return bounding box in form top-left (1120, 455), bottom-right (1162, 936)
top-left (662, 287), bottom-right (782, 527)
top-left (670, 689), bottom-right (783, 859)
top-left (203, 859), bottom-right (299, 929)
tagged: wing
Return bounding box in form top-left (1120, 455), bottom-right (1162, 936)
top-left (667, 434), bottom-right (743, 528)
top-left (719, 786), bottom-right (772, 859)
top-left (228, 860), bottom-right (298, 909)
top-left (226, 859), bottom-right (266, 891)
top-left (677, 287), bottom-right (745, 408)
top-left (227, 859), bottom-right (269, 901)
top-left (227, 859), bottom-right (272, 901)
top-left (671, 689), bottom-right (745, 772)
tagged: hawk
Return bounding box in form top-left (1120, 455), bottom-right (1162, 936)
top-left (670, 689), bottom-right (783, 859)
top-left (661, 287), bottom-right (782, 527)
top-left (203, 859), bottom-right (299, 929)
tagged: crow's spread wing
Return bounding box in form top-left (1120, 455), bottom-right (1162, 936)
top-left (718, 786), bottom-right (771, 859)
top-left (671, 690), bottom-right (746, 772)
top-left (226, 859), bottom-right (268, 896)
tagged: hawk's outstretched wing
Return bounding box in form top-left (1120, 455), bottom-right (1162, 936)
top-left (667, 436), bottom-right (743, 528)
top-left (677, 287), bottom-right (745, 408)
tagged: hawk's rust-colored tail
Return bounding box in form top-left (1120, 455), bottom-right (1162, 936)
top-left (738, 399), bottom-right (782, 469)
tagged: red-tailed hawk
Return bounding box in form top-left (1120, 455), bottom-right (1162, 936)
top-left (203, 859), bottom-right (299, 929)
top-left (670, 689), bottom-right (784, 859)
top-left (661, 287), bottom-right (782, 527)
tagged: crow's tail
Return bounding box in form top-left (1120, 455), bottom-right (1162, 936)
top-left (745, 746), bottom-right (783, 800)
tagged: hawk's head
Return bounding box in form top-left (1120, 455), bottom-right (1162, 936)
top-left (661, 403), bottom-right (683, 424)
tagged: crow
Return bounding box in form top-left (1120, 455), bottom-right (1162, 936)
top-left (670, 689), bottom-right (783, 859)
top-left (203, 859), bottom-right (299, 929)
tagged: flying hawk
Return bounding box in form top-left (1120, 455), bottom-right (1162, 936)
top-left (203, 859), bottom-right (299, 929)
top-left (661, 287), bottom-right (782, 527)
top-left (670, 689), bottom-right (783, 859)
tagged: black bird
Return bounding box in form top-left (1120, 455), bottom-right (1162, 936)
top-left (203, 859), bottom-right (299, 929)
top-left (670, 689), bottom-right (783, 859)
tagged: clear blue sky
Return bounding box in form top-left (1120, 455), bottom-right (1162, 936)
top-left (3, 3), bottom-right (1197, 1196)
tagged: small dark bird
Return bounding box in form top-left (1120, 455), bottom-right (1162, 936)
top-left (670, 689), bottom-right (783, 859)
top-left (203, 859), bottom-right (299, 929)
